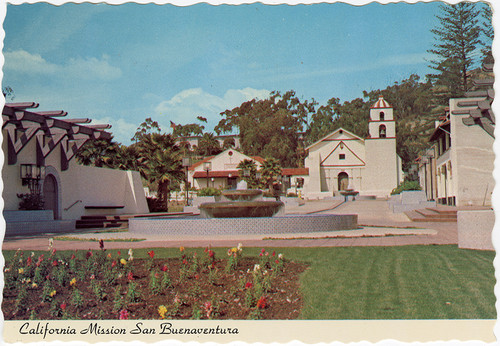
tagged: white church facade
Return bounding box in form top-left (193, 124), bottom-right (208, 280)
top-left (302, 96), bottom-right (403, 199)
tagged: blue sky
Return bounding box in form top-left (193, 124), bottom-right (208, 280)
top-left (2, 1), bottom-right (492, 144)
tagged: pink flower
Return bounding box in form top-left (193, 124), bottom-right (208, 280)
top-left (60, 302), bottom-right (67, 311)
top-left (155, 272), bottom-right (161, 279)
top-left (119, 309), bottom-right (129, 320)
top-left (261, 248), bottom-right (265, 254)
top-left (127, 271), bottom-right (134, 281)
top-left (203, 301), bottom-right (213, 319)
top-left (52, 260), bottom-right (58, 267)
top-left (275, 259), bottom-right (279, 264)
top-left (71, 254), bottom-right (76, 260)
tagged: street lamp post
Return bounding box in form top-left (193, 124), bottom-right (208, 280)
top-left (182, 157), bottom-right (192, 206)
top-left (203, 161), bottom-right (212, 188)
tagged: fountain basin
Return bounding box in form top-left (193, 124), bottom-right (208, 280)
top-left (200, 201), bottom-right (284, 218)
top-left (221, 189), bottom-right (262, 201)
top-left (129, 213), bottom-right (358, 236)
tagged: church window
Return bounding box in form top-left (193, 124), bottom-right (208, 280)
top-left (379, 112), bottom-right (385, 121)
top-left (379, 124), bottom-right (387, 138)
top-left (339, 154), bottom-right (345, 160)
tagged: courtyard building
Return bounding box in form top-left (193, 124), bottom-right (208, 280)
top-left (302, 96), bottom-right (404, 199)
top-left (418, 64), bottom-right (495, 207)
top-left (2, 102), bottom-right (148, 235)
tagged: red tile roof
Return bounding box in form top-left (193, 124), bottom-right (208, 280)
top-left (193, 170), bottom-right (239, 178)
top-left (281, 167), bottom-right (309, 176)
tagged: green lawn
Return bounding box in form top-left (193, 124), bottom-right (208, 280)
top-left (3, 244), bottom-right (495, 319)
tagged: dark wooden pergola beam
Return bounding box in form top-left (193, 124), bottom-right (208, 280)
top-left (64, 118), bottom-right (92, 124)
top-left (36, 110), bottom-right (68, 117)
top-left (5, 102), bottom-right (39, 109)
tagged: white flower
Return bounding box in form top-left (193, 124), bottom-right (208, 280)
top-left (278, 253), bottom-right (283, 259)
top-left (237, 243), bottom-right (243, 251)
top-left (31, 252), bottom-right (35, 257)
top-left (253, 264), bottom-right (260, 272)
top-left (128, 249), bottom-right (134, 261)
top-left (48, 238), bottom-right (54, 250)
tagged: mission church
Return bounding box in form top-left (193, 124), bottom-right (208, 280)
top-left (302, 95), bottom-right (404, 199)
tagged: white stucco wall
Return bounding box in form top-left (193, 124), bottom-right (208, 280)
top-left (449, 98), bottom-right (495, 207)
top-left (2, 134), bottom-right (149, 220)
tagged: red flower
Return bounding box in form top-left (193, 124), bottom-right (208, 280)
top-left (155, 272), bottom-right (161, 279)
top-left (182, 259), bottom-right (188, 265)
top-left (117, 251), bottom-right (121, 256)
top-left (245, 282), bottom-right (253, 289)
top-left (26, 257), bottom-right (32, 266)
top-left (51, 249), bottom-right (56, 256)
top-left (260, 248), bottom-right (265, 254)
top-left (275, 259), bottom-right (279, 264)
top-left (161, 265), bottom-right (168, 272)
top-left (148, 250), bottom-right (155, 259)
top-left (272, 251), bottom-right (276, 257)
top-left (71, 254), bottom-right (76, 260)
top-left (127, 271), bottom-right (134, 281)
top-left (111, 260), bottom-right (117, 268)
top-left (52, 260), bottom-right (58, 267)
top-left (257, 296), bottom-right (267, 309)
top-left (119, 309), bottom-right (129, 320)
top-left (204, 247), bottom-right (208, 253)
top-left (86, 250), bottom-right (92, 260)
top-left (60, 302), bottom-right (67, 311)
top-left (209, 250), bottom-right (215, 258)
top-left (195, 274), bottom-right (199, 280)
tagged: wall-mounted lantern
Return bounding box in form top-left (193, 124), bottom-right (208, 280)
top-left (20, 164), bottom-right (45, 194)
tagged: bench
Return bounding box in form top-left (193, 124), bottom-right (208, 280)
top-left (84, 205), bottom-right (125, 210)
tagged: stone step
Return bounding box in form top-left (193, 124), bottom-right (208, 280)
top-left (404, 210), bottom-right (457, 222)
top-left (426, 206), bottom-right (457, 216)
top-left (415, 208), bottom-right (454, 218)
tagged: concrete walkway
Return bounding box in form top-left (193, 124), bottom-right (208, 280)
top-left (2, 199), bottom-right (458, 251)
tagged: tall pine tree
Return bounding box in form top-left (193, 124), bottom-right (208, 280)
top-left (427, 3), bottom-right (482, 99)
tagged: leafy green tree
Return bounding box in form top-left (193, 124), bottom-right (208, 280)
top-left (237, 159), bottom-right (258, 188)
top-left (196, 132), bottom-right (222, 157)
top-left (131, 118), bottom-right (161, 143)
top-left (427, 3), bottom-right (482, 99)
top-left (216, 90), bottom-right (316, 167)
top-left (260, 158), bottom-right (282, 191)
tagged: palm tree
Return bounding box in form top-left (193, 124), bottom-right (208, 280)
top-left (136, 133), bottom-right (184, 210)
top-left (237, 159), bottom-right (258, 188)
top-left (260, 158), bottom-right (282, 191)
top-left (196, 133), bottom-right (222, 157)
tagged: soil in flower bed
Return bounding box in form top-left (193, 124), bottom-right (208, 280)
top-left (3, 248), bottom-right (307, 320)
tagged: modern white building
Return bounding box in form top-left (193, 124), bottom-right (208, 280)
top-left (302, 96), bottom-right (403, 199)
top-left (2, 102), bottom-right (149, 235)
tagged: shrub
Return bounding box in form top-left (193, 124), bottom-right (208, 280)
top-left (391, 180), bottom-right (422, 195)
top-left (197, 187), bottom-right (221, 197)
top-left (286, 192), bottom-right (298, 197)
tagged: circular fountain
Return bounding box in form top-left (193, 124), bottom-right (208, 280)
top-left (199, 188), bottom-right (284, 218)
top-left (129, 180), bottom-right (358, 237)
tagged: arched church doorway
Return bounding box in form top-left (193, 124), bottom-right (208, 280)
top-left (338, 172), bottom-right (349, 191)
top-left (43, 174), bottom-right (59, 219)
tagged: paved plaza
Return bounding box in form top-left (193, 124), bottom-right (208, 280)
top-left (2, 200), bottom-right (458, 251)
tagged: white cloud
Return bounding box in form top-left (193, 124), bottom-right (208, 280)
top-left (4, 49), bottom-right (122, 81)
top-left (90, 117), bottom-right (139, 144)
top-left (154, 87), bottom-right (270, 130)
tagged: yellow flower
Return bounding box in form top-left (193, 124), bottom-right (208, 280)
top-left (231, 247), bottom-right (237, 253)
top-left (120, 259), bottom-right (127, 265)
top-left (18, 268), bottom-right (24, 274)
top-left (158, 305), bottom-right (168, 319)
top-left (49, 290), bottom-right (57, 297)
top-left (31, 283), bottom-right (38, 289)
top-left (69, 278), bottom-right (77, 286)
top-left (179, 246), bottom-right (185, 252)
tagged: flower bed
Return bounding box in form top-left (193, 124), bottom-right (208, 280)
top-left (3, 243), bottom-right (307, 320)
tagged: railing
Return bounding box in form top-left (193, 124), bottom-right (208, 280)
top-left (64, 200), bottom-right (82, 211)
